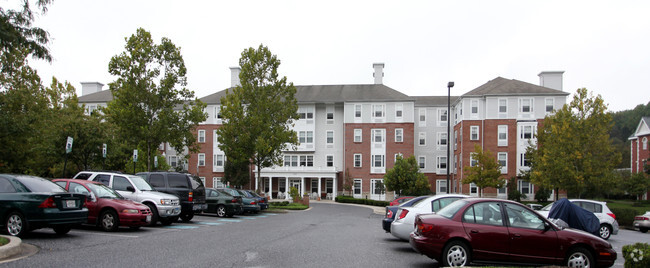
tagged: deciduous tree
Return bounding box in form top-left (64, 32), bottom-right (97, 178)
top-left (217, 44), bottom-right (299, 192)
top-left (383, 155), bottom-right (431, 196)
top-left (106, 28), bottom-right (207, 172)
top-left (462, 144), bottom-right (504, 197)
top-left (528, 88), bottom-right (621, 198)
top-left (0, 0), bottom-right (53, 62)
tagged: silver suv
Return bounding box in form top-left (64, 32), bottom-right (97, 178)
top-left (538, 199), bottom-right (619, 240)
top-left (73, 171), bottom-right (181, 226)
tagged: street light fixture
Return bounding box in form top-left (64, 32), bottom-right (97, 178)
top-left (447, 81), bottom-right (454, 193)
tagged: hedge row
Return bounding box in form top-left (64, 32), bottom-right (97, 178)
top-left (335, 196), bottom-right (389, 207)
top-left (610, 208), bottom-right (638, 227)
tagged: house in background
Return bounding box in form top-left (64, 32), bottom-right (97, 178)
top-left (630, 117), bottom-right (650, 199)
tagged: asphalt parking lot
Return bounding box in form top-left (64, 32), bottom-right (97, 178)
top-left (1, 201), bottom-right (649, 267)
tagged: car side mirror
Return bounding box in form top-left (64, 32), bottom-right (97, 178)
top-left (126, 186), bottom-right (135, 192)
top-left (87, 192), bottom-right (97, 202)
top-left (543, 221), bottom-right (552, 232)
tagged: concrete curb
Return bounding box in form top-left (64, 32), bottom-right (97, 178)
top-left (0, 235), bottom-right (22, 260)
top-left (312, 200), bottom-right (385, 215)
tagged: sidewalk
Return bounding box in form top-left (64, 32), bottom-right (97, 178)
top-left (310, 199), bottom-right (385, 215)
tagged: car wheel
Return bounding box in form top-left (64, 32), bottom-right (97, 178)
top-left (52, 225), bottom-right (72, 235)
top-left (6, 212), bottom-right (28, 237)
top-left (599, 224), bottom-right (611, 240)
top-left (640, 228), bottom-right (648, 233)
top-left (145, 203), bottom-right (159, 227)
top-left (160, 217), bottom-right (174, 226)
top-left (441, 240), bottom-right (471, 267)
top-left (566, 247), bottom-right (594, 268)
top-left (100, 210), bottom-right (119, 232)
top-left (180, 212), bottom-right (194, 222)
top-left (216, 205), bottom-right (227, 217)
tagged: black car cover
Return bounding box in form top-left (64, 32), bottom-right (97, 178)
top-left (548, 198), bottom-right (600, 236)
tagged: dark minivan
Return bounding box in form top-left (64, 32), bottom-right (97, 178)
top-left (136, 172), bottom-right (207, 222)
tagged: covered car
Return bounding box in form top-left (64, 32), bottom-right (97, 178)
top-left (547, 198), bottom-right (600, 237)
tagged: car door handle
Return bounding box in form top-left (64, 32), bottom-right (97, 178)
top-left (512, 234), bottom-right (521, 238)
top-left (471, 230), bottom-right (479, 233)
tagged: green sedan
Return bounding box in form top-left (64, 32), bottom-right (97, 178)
top-left (204, 188), bottom-right (243, 217)
top-left (0, 174), bottom-right (89, 237)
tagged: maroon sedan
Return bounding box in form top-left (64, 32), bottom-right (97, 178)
top-left (53, 179), bottom-right (152, 231)
top-left (410, 198), bottom-right (616, 267)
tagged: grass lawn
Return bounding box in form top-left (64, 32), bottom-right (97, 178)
top-left (605, 200), bottom-right (650, 215)
top-left (269, 202), bottom-right (309, 210)
top-left (0, 236), bottom-right (8, 246)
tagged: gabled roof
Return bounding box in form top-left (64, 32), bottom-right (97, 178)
top-left (201, 84), bottom-right (414, 104)
top-left (463, 77), bottom-right (569, 97)
top-left (631, 117), bottom-right (650, 139)
top-left (413, 96), bottom-right (460, 107)
top-left (77, 90), bottom-right (113, 102)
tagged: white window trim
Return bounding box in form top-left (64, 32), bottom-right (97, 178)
top-left (354, 154), bottom-right (362, 168)
top-left (498, 152), bottom-right (507, 174)
top-left (198, 153), bottom-right (205, 166)
top-left (419, 108), bottom-right (426, 127)
top-left (354, 129), bottom-right (362, 143)
top-left (419, 132), bottom-right (426, 146)
top-left (326, 130), bottom-right (334, 145)
top-left (438, 109), bottom-right (448, 127)
top-left (372, 129), bottom-right (385, 144)
top-left (395, 128), bottom-right (403, 143)
top-left (418, 156), bottom-right (426, 169)
top-left (470, 126), bottom-right (479, 141)
top-left (436, 180), bottom-right (447, 194)
top-left (326, 155), bottom-right (334, 167)
top-left (395, 103), bottom-right (403, 119)
top-left (353, 179), bottom-right (362, 197)
top-left (498, 125), bottom-right (508, 146)
top-left (471, 99), bottom-right (479, 117)
top-left (371, 154), bottom-right (385, 168)
top-left (198, 130), bottom-right (206, 143)
top-left (498, 98), bottom-right (507, 116)
top-left (545, 98), bottom-right (555, 114)
top-left (354, 104), bottom-right (362, 118)
top-left (437, 156), bottom-right (447, 173)
top-left (437, 132), bottom-right (448, 148)
top-left (372, 104), bottom-right (385, 119)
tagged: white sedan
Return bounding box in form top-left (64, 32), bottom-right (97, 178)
top-left (390, 194), bottom-right (468, 241)
top-left (537, 199), bottom-right (619, 240)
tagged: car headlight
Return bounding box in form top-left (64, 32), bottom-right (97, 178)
top-left (160, 199), bottom-right (171, 205)
top-left (122, 209), bottom-right (139, 214)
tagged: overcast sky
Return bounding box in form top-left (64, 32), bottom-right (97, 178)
top-left (29, 0), bottom-right (650, 112)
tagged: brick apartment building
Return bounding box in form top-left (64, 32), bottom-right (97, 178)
top-left (630, 117), bottom-right (650, 199)
top-left (78, 64), bottom-right (569, 201)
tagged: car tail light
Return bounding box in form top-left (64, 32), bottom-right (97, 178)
top-left (188, 192), bottom-right (193, 202)
top-left (38, 197), bottom-right (57, 208)
top-left (251, 201), bottom-right (256, 205)
top-left (386, 210), bottom-right (393, 218)
top-left (607, 213), bottom-right (616, 219)
top-left (415, 218), bottom-right (433, 234)
top-left (635, 216), bottom-right (649, 221)
top-left (397, 209), bottom-right (409, 220)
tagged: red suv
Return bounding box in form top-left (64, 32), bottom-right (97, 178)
top-left (53, 179), bottom-right (152, 231)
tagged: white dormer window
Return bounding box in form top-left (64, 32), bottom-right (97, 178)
top-left (372, 104), bottom-right (385, 119)
top-left (354, 104), bottom-right (362, 118)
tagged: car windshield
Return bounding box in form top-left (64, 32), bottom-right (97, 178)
top-left (437, 199), bottom-right (469, 219)
top-left (238, 190), bottom-right (252, 197)
top-left (87, 183), bottom-right (121, 199)
top-left (17, 175), bottom-right (66, 193)
top-left (129, 176), bottom-right (154, 191)
top-left (223, 188), bottom-right (241, 196)
top-left (217, 189), bottom-right (233, 197)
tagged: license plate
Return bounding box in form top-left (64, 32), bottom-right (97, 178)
top-left (173, 208), bottom-right (180, 214)
top-left (146, 215), bottom-right (152, 222)
top-left (193, 204), bottom-right (200, 210)
top-left (64, 200), bottom-right (76, 208)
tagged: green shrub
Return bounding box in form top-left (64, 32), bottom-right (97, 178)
top-left (0, 236), bottom-right (8, 246)
top-left (334, 196), bottom-right (388, 207)
top-left (289, 187), bottom-right (300, 201)
top-left (611, 208), bottom-right (638, 227)
top-left (622, 243), bottom-right (650, 268)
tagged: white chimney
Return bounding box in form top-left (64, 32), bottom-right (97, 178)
top-left (373, 63), bottom-right (384, 84)
top-left (230, 67), bottom-right (241, 87)
top-left (80, 82), bottom-right (104, 96)
top-left (538, 71), bottom-right (564, 91)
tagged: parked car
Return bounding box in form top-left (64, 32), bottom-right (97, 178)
top-left (204, 188), bottom-right (243, 217)
top-left (53, 179), bottom-right (152, 231)
top-left (383, 196), bottom-right (429, 233)
top-left (633, 211), bottom-right (650, 233)
top-left (0, 174), bottom-right (88, 237)
top-left (538, 199), bottom-right (619, 240)
top-left (75, 171), bottom-right (181, 226)
top-left (391, 194), bottom-right (468, 241)
top-left (527, 203), bottom-right (543, 210)
top-left (410, 198), bottom-right (617, 267)
top-left (242, 190), bottom-right (268, 210)
top-left (389, 196), bottom-right (415, 206)
top-left (136, 172), bottom-right (207, 222)
top-left (218, 188), bottom-right (260, 214)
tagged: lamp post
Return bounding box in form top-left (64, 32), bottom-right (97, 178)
top-left (447, 81), bottom-right (454, 193)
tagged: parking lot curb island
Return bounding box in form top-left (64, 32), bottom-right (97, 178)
top-left (0, 235), bottom-right (22, 260)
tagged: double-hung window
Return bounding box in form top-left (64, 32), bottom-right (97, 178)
top-left (198, 130), bottom-right (206, 143)
top-left (354, 154), bottom-right (362, 167)
top-left (372, 155), bottom-right (385, 168)
top-left (198, 153), bottom-right (205, 166)
top-left (354, 104), bottom-right (362, 119)
top-left (498, 99), bottom-right (507, 117)
top-left (354, 129), bottom-right (362, 143)
top-left (470, 126), bottom-right (479, 140)
top-left (418, 156), bottom-right (426, 169)
top-left (395, 128), bottom-right (403, 143)
top-left (498, 152), bottom-right (507, 174)
top-left (545, 98), bottom-right (554, 114)
top-left (498, 125), bottom-right (507, 146)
